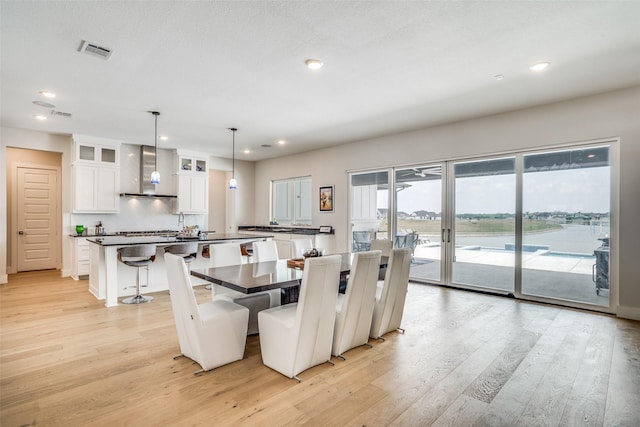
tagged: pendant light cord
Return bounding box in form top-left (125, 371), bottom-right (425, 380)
top-left (154, 112), bottom-right (158, 171)
top-left (229, 128), bottom-right (237, 179)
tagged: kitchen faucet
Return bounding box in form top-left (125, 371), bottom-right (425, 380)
top-left (178, 211), bottom-right (185, 230)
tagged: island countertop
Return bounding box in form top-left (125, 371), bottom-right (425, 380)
top-left (87, 233), bottom-right (272, 246)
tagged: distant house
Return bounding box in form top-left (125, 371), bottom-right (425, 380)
top-left (397, 211), bottom-right (410, 219)
top-left (377, 208), bottom-right (388, 219)
top-left (411, 210), bottom-right (437, 220)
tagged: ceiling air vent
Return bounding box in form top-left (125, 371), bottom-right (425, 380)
top-left (51, 110), bottom-right (72, 118)
top-left (78, 40), bottom-right (113, 60)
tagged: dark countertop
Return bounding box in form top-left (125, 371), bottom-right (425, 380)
top-left (87, 233), bottom-right (272, 247)
top-left (238, 225), bottom-right (333, 235)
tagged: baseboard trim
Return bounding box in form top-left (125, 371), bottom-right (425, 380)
top-left (617, 305), bottom-right (640, 321)
top-left (0, 274), bottom-right (8, 284)
top-left (61, 268), bottom-right (71, 278)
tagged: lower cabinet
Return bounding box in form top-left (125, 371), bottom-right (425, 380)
top-left (72, 237), bottom-right (90, 280)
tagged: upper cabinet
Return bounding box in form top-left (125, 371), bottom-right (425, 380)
top-left (74, 139), bottom-right (120, 166)
top-left (71, 135), bottom-right (121, 213)
top-left (174, 150), bottom-right (208, 214)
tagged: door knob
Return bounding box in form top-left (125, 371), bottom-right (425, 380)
top-left (18, 230), bottom-right (25, 235)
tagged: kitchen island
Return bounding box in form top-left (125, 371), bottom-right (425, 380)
top-left (88, 233), bottom-right (272, 307)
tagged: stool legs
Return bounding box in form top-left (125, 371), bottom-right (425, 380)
top-left (122, 265), bottom-right (154, 304)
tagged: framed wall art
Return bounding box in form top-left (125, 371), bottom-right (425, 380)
top-left (319, 186), bottom-right (334, 212)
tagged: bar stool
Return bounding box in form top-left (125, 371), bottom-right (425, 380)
top-left (118, 245), bottom-right (157, 304)
top-left (164, 242), bottom-right (198, 272)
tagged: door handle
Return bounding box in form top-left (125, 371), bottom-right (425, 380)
top-left (18, 230), bottom-right (25, 235)
top-left (441, 229), bottom-right (445, 243)
top-left (447, 229), bottom-right (451, 243)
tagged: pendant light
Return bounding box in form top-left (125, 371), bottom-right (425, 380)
top-left (150, 111), bottom-right (161, 185)
top-left (228, 127), bottom-right (238, 189)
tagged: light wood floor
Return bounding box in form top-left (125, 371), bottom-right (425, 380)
top-left (1, 270), bottom-right (639, 426)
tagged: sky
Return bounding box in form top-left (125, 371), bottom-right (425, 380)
top-left (378, 167), bottom-right (610, 214)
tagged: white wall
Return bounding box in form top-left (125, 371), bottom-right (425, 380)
top-left (254, 86), bottom-right (640, 319)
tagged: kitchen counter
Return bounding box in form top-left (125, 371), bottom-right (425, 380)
top-left (238, 225), bottom-right (333, 235)
top-left (87, 233), bottom-right (272, 307)
top-left (87, 233), bottom-right (266, 246)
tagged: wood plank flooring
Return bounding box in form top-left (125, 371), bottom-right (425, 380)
top-left (1, 270), bottom-right (639, 426)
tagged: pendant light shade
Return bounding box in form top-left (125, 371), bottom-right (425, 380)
top-left (229, 127), bottom-right (238, 190)
top-left (150, 111), bottom-right (161, 185)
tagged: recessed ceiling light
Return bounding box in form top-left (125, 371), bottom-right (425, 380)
top-left (40, 91), bottom-right (56, 98)
top-left (34, 115), bottom-right (47, 120)
top-left (493, 74), bottom-right (504, 81)
top-left (305, 59), bottom-right (323, 70)
top-left (243, 149), bottom-right (251, 154)
top-left (33, 100), bottom-right (56, 108)
top-left (160, 135), bottom-right (168, 141)
top-left (529, 62), bottom-right (550, 71)
top-left (277, 139), bottom-right (286, 145)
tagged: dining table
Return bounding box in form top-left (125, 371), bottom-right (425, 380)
top-left (190, 252), bottom-right (387, 304)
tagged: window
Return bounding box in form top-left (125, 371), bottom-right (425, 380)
top-left (272, 177), bottom-right (312, 225)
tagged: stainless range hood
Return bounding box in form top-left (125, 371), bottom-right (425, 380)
top-left (119, 145), bottom-right (177, 198)
top-left (140, 144), bottom-right (156, 194)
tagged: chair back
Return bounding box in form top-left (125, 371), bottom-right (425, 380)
top-left (370, 239), bottom-right (392, 256)
top-left (209, 243), bottom-right (243, 267)
top-left (292, 255), bottom-right (341, 375)
top-left (332, 250), bottom-right (381, 356)
top-left (165, 242), bottom-right (198, 257)
top-left (253, 240), bottom-right (279, 262)
top-left (164, 252), bottom-right (201, 360)
top-left (117, 244), bottom-right (157, 262)
top-left (352, 231), bottom-right (371, 252)
top-left (370, 247), bottom-right (412, 339)
top-left (291, 238), bottom-right (313, 259)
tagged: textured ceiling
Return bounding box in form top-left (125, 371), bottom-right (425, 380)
top-left (2, 1), bottom-right (640, 160)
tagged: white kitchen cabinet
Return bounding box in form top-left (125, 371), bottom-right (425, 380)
top-left (71, 136), bottom-right (120, 213)
top-left (73, 138), bottom-right (120, 166)
top-left (174, 149), bottom-right (208, 214)
top-left (176, 174), bottom-right (208, 214)
top-left (72, 237), bottom-right (90, 280)
top-left (72, 164), bottom-right (119, 213)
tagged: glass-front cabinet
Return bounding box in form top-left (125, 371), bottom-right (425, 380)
top-left (175, 149), bottom-right (208, 214)
top-left (71, 135), bottom-right (120, 213)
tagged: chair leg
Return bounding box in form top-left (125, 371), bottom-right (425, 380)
top-left (397, 327), bottom-right (405, 334)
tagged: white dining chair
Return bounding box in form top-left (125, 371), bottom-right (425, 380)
top-left (370, 247), bottom-right (412, 340)
top-left (332, 250), bottom-right (381, 358)
top-left (290, 238), bottom-right (313, 259)
top-left (164, 252), bottom-right (249, 375)
top-left (258, 255), bottom-right (342, 381)
top-left (253, 240), bottom-right (279, 262)
top-left (208, 243), bottom-right (246, 299)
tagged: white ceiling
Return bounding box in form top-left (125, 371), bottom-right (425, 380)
top-left (2, 1), bottom-right (640, 160)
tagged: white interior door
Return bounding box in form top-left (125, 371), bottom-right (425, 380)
top-left (17, 167), bottom-right (59, 271)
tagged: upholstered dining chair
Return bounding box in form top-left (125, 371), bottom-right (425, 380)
top-left (164, 252), bottom-right (249, 375)
top-left (208, 243), bottom-right (279, 334)
top-left (258, 255), bottom-right (342, 381)
top-left (370, 247), bottom-right (412, 340)
top-left (332, 250), bottom-right (381, 358)
top-left (253, 240), bottom-right (279, 262)
top-left (290, 238), bottom-right (313, 259)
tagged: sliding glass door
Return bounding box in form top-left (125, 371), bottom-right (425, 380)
top-left (395, 165), bottom-right (443, 283)
top-left (450, 157), bottom-right (516, 292)
top-left (520, 146), bottom-right (610, 306)
top-left (348, 140), bottom-right (614, 312)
